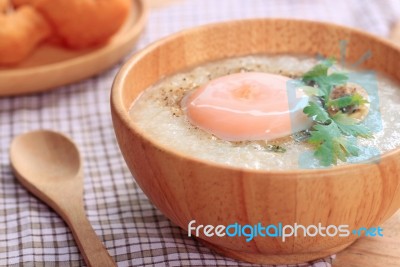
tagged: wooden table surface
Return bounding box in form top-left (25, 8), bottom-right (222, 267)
top-left (334, 210), bottom-right (400, 267)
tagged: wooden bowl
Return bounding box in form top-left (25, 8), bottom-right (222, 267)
top-left (111, 19), bottom-right (400, 264)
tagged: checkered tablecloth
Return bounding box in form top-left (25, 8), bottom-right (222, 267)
top-left (1, 0), bottom-right (399, 266)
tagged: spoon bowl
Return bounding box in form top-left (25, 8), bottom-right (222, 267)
top-left (11, 130), bottom-right (81, 181)
top-left (10, 130), bottom-right (116, 267)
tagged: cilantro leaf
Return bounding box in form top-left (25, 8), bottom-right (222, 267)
top-left (300, 60), bottom-right (373, 166)
top-left (302, 65), bottom-right (329, 83)
top-left (301, 86), bottom-right (323, 96)
top-left (302, 59), bottom-right (348, 99)
top-left (332, 112), bottom-right (372, 137)
top-left (303, 101), bottom-right (330, 123)
top-left (341, 136), bottom-right (361, 156)
top-left (302, 58), bottom-right (334, 83)
top-left (308, 123), bottom-right (360, 166)
top-left (312, 72), bottom-right (348, 99)
top-left (327, 93), bottom-right (369, 109)
top-left (325, 72), bottom-right (348, 85)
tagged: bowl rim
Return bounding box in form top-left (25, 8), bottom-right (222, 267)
top-left (111, 18), bottom-right (400, 175)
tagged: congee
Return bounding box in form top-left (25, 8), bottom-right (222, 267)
top-left (129, 55), bottom-right (400, 170)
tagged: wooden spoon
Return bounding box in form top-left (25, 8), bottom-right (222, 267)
top-left (9, 130), bottom-right (116, 267)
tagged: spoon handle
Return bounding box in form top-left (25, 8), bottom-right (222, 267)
top-left (65, 208), bottom-right (117, 267)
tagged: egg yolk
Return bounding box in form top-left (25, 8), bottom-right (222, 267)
top-left (182, 72), bottom-right (313, 141)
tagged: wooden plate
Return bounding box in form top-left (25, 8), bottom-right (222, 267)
top-left (0, 0), bottom-right (147, 96)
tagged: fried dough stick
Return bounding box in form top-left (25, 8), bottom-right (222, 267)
top-left (0, 1), bottom-right (51, 65)
top-left (13, 0), bottom-right (131, 48)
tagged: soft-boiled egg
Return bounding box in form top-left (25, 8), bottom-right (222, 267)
top-left (182, 72), bottom-right (313, 141)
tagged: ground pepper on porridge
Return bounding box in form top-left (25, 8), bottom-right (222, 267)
top-left (130, 55), bottom-right (400, 170)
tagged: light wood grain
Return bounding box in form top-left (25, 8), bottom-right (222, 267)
top-left (0, 0), bottom-right (147, 96)
top-left (111, 19), bottom-right (400, 264)
top-left (334, 210), bottom-right (400, 267)
top-left (390, 21), bottom-right (400, 45)
top-left (9, 130), bottom-right (116, 267)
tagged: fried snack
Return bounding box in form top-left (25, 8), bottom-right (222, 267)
top-left (10, 0), bottom-right (29, 7)
top-left (0, 6), bottom-right (51, 65)
top-left (13, 0), bottom-right (131, 49)
top-left (0, 0), bottom-right (10, 12)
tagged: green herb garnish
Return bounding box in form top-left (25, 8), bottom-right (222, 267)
top-left (326, 93), bottom-right (368, 109)
top-left (301, 59), bottom-right (372, 166)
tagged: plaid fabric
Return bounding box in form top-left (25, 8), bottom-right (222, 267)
top-left (0, 0), bottom-right (398, 266)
